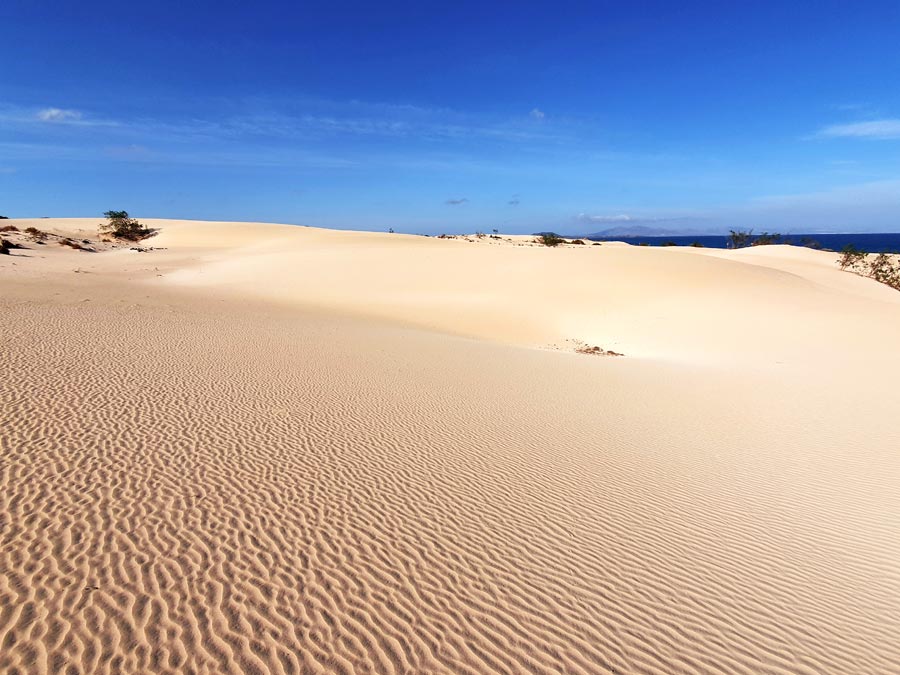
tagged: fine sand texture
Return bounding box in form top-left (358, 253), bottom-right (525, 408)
top-left (2, 218), bottom-right (899, 674)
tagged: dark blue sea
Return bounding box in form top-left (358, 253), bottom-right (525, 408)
top-left (584, 233), bottom-right (900, 252)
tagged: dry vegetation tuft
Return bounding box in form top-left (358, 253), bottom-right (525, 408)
top-left (571, 340), bottom-right (624, 356)
top-left (59, 238), bottom-right (94, 252)
top-left (24, 226), bottom-right (48, 242)
top-left (838, 245), bottom-right (900, 291)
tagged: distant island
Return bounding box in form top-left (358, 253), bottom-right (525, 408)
top-left (581, 225), bottom-right (694, 238)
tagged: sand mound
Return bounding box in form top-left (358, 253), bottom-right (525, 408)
top-left (2, 219), bottom-right (899, 674)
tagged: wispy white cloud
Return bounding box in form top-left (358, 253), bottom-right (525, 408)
top-left (530, 108), bottom-right (545, 120)
top-left (831, 103), bottom-right (867, 111)
top-left (1, 96), bottom-right (577, 179)
top-left (102, 144), bottom-right (153, 159)
top-left (818, 119), bottom-right (900, 140)
top-left (0, 141), bottom-right (89, 161)
top-left (666, 178), bottom-right (900, 233)
top-left (0, 139), bottom-right (358, 169)
top-left (0, 104), bottom-right (119, 129)
top-left (0, 98), bottom-right (588, 182)
top-left (8, 104), bottom-right (563, 145)
top-left (218, 110), bottom-right (561, 144)
top-left (36, 107), bottom-right (82, 123)
top-left (566, 177), bottom-right (900, 235)
top-left (750, 177), bottom-right (900, 208)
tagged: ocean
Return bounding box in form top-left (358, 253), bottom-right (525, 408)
top-left (584, 233), bottom-right (900, 252)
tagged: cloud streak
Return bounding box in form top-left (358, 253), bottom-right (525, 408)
top-left (575, 179), bottom-right (900, 234)
top-left (445, 197), bottom-right (468, 205)
top-left (0, 105), bottom-right (120, 129)
top-left (4, 100), bottom-right (566, 147)
top-left (220, 111), bottom-right (560, 144)
top-left (36, 107), bottom-right (83, 123)
top-left (818, 119), bottom-right (900, 140)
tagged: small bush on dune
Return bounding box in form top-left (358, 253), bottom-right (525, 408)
top-left (800, 237), bottom-right (822, 250)
top-left (536, 233), bottom-right (565, 247)
top-left (837, 245), bottom-right (900, 291)
top-left (0, 224), bottom-right (18, 233)
top-left (838, 244), bottom-right (869, 274)
top-left (0, 238), bottom-right (10, 254)
top-left (752, 232), bottom-right (782, 246)
top-left (690, 241), bottom-right (704, 247)
top-left (99, 210), bottom-right (152, 241)
top-left (869, 253), bottom-right (900, 288)
top-left (727, 229), bottom-right (753, 248)
top-left (728, 229), bottom-right (786, 248)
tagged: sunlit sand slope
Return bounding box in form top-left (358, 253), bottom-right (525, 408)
top-left (2, 219), bottom-right (899, 674)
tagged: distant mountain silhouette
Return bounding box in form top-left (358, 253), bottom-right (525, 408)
top-left (582, 225), bottom-right (685, 238)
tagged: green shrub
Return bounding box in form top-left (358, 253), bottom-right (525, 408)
top-left (800, 237), bottom-right (822, 250)
top-left (536, 233), bottom-right (564, 247)
top-left (837, 246), bottom-right (900, 291)
top-left (838, 244), bottom-right (869, 274)
top-left (752, 232), bottom-right (782, 246)
top-left (99, 210), bottom-right (151, 241)
top-left (727, 230), bottom-right (753, 248)
top-left (868, 253), bottom-right (900, 289)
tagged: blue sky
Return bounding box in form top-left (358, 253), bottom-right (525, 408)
top-left (2, 1), bottom-right (900, 234)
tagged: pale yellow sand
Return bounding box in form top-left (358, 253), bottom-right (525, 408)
top-left (2, 218), bottom-right (899, 674)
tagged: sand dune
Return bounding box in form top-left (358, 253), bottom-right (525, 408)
top-left (2, 219), bottom-right (899, 674)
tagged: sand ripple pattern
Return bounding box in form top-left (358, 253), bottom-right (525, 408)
top-left (2, 298), bottom-right (899, 674)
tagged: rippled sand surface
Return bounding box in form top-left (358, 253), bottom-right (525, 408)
top-left (2, 219), bottom-right (899, 674)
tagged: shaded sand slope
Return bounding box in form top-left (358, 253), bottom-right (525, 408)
top-left (2, 219), bottom-right (899, 674)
